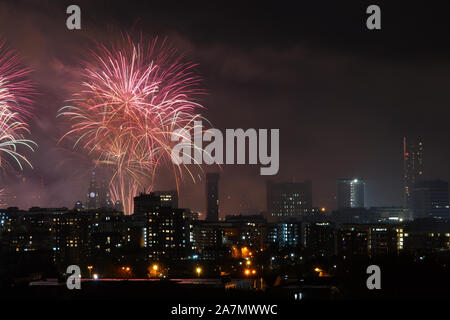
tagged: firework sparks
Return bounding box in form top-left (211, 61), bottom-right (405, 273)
top-left (0, 40), bottom-right (35, 172)
top-left (0, 40), bottom-right (33, 120)
top-left (0, 106), bottom-right (35, 170)
top-left (58, 35), bottom-right (206, 214)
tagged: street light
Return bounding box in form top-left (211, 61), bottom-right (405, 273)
top-left (196, 267), bottom-right (202, 277)
top-left (151, 264), bottom-right (159, 278)
top-left (87, 265), bottom-right (93, 278)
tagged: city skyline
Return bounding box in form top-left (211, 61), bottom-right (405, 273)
top-left (1, 136), bottom-right (449, 219)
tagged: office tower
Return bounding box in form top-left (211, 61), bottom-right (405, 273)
top-left (413, 180), bottom-right (450, 219)
top-left (337, 178), bottom-right (365, 209)
top-left (206, 173), bottom-right (220, 221)
top-left (403, 137), bottom-right (424, 210)
top-left (153, 190), bottom-right (178, 208)
top-left (87, 171), bottom-right (100, 210)
top-left (266, 180), bottom-right (312, 222)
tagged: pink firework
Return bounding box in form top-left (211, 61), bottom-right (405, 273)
top-left (59, 35), bottom-right (206, 214)
top-left (0, 40), bottom-right (33, 121)
top-left (0, 40), bottom-right (35, 172)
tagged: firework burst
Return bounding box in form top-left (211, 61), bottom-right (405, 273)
top-left (0, 106), bottom-right (35, 170)
top-left (58, 35), bottom-right (206, 214)
top-left (0, 40), bottom-right (33, 120)
top-left (0, 40), bottom-right (35, 173)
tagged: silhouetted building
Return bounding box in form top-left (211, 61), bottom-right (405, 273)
top-left (266, 180), bottom-right (312, 222)
top-left (192, 221), bottom-right (225, 260)
top-left (206, 173), bottom-right (220, 221)
top-left (337, 178), bottom-right (365, 209)
top-left (332, 207), bottom-right (379, 227)
top-left (413, 180), bottom-right (449, 219)
top-left (338, 224), bottom-right (404, 257)
top-left (153, 190), bottom-right (178, 208)
top-left (302, 222), bottom-right (336, 256)
top-left (86, 171), bottom-right (114, 209)
top-left (404, 218), bottom-right (450, 253)
top-left (133, 191), bottom-right (179, 216)
top-left (87, 171), bottom-right (100, 210)
top-left (403, 137), bottom-right (424, 211)
top-left (369, 206), bottom-right (411, 223)
top-left (222, 215), bottom-right (266, 250)
top-left (133, 193), bottom-right (161, 216)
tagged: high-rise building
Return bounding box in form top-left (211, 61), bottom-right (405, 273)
top-left (403, 137), bottom-right (424, 210)
top-left (337, 178), bottom-right (365, 209)
top-left (266, 180), bottom-right (312, 222)
top-left (141, 207), bottom-right (191, 259)
top-left (86, 171), bottom-right (113, 209)
top-left (413, 180), bottom-right (449, 219)
top-left (206, 173), bottom-right (220, 221)
top-left (87, 171), bottom-right (100, 210)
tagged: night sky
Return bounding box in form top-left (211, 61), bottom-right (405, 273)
top-left (0, 0), bottom-right (450, 216)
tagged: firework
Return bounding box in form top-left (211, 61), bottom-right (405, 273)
top-left (0, 40), bottom-right (33, 120)
top-left (58, 35), bottom-right (206, 214)
top-left (0, 106), bottom-right (35, 170)
top-left (0, 41), bottom-right (35, 172)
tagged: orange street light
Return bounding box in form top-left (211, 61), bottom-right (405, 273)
top-left (87, 265), bottom-right (93, 277)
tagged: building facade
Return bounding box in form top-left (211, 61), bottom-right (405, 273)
top-left (413, 180), bottom-right (449, 219)
top-left (403, 137), bottom-right (424, 211)
top-left (266, 180), bottom-right (312, 222)
top-left (337, 178), bottom-right (365, 209)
